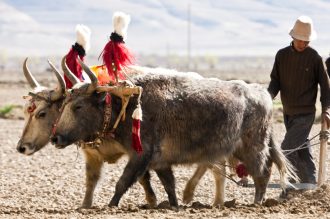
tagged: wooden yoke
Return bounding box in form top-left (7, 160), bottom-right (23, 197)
top-left (96, 85), bottom-right (142, 131)
top-left (96, 85), bottom-right (141, 98)
top-left (318, 120), bottom-right (328, 186)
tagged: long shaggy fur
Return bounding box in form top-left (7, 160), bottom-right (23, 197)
top-left (53, 68), bottom-right (295, 206)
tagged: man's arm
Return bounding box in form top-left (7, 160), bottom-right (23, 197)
top-left (325, 58), bottom-right (330, 77)
top-left (267, 52), bottom-right (280, 99)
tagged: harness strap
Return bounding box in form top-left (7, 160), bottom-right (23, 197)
top-left (52, 96), bottom-right (71, 135)
top-left (99, 92), bottom-right (113, 138)
top-left (19, 100), bottom-right (36, 142)
top-left (78, 93), bottom-right (131, 148)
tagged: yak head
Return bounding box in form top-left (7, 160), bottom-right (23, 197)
top-left (17, 58), bottom-right (66, 155)
top-left (50, 58), bottom-right (109, 148)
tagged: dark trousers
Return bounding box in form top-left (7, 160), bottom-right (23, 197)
top-left (281, 113), bottom-right (316, 184)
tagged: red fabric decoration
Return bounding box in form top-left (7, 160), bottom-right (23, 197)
top-left (236, 163), bottom-right (248, 178)
top-left (100, 40), bottom-right (135, 83)
top-left (105, 92), bottom-right (111, 105)
top-left (132, 119), bottom-right (142, 154)
top-left (27, 101), bottom-right (36, 113)
top-left (64, 48), bottom-right (85, 88)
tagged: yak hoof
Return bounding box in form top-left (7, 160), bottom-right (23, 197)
top-left (108, 201), bottom-right (119, 207)
top-left (170, 206), bottom-right (180, 212)
top-left (79, 202), bottom-right (92, 209)
top-left (146, 196), bottom-right (157, 208)
top-left (212, 200), bottom-right (224, 207)
top-left (76, 205), bottom-right (93, 212)
top-left (253, 199), bottom-right (264, 205)
top-left (182, 191), bottom-right (194, 204)
top-left (140, 204), bottom-right (156, 209)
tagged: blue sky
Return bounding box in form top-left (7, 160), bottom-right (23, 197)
top-left (1, 0), bottom-right (330, 57)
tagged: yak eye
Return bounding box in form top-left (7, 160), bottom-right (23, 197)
top-left (36, 111), bottom-right (46, 118)
top-left (73, 104), bottom-right (83, 111)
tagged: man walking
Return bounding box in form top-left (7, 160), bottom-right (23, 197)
top-left (268, 15), bottom-right (330, 184)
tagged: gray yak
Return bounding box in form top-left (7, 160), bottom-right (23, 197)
top-left (17, 58), bottom-right (232, 208)
top-left (51, 59), bottom-right (296, 208)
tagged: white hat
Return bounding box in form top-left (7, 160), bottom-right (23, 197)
top-left (289, 15), bottom-right (317, 41)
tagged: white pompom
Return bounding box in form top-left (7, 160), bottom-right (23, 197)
top-left (132, 105), bottom-right (142, 120)
top-left (112, 11), bottom-right (131, 40)
top-left (76, 24), bottom-right (91, 52)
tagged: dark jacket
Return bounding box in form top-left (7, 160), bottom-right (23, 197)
top-left (325, 56), bottom-right (330, 77)
top-left (268, 43), bottom-right (330, 115)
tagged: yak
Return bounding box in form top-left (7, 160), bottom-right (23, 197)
top-left (50, 58), bottom-right (296, 208)
top-left (17, 58), bottom-right (66, 155)
top-left (17, 58), bottom-right (239, 208)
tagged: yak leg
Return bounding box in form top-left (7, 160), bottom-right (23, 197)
top-left (138, 171), bottom-right (157, 208)
top-left (252, 166), bottom-right (271, 204)
top-left (81, 150), bottom-right (103, 208)
top-left (211, 160), bottom-right (226, 206)
top-left (109, 153), bottom-right (152, 207)
top-left (155, 167), bottom-right (178, 208)
top-left (246, 152), bottom-right (272, 204)
top-left (183, 164), bottom-right (208, 204)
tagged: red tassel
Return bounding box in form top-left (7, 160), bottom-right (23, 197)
top-left (132, 119), bottom-right (142, 154)
top-left (105, 92), bottom-right (111, 105)
top-left (64, 48), bottom-right (84, 88)
top-left (100, 41), bottom-right (135, 82)
top-left (236, 163), bottom-right (248, 178)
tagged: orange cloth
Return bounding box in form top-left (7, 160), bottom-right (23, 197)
top-left (89, 65), bottom-right (113, 85)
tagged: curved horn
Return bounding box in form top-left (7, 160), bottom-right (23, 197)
top-left (47, 60), bottom-right (66, 101)
top-left (23, 57), bottom-right (41, 88)
top-left (77, 57), bottom-right (98, 88)
top-left (61, 55), bottom-right (80, 85)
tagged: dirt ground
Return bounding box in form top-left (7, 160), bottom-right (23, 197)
top-left (1, 71), bottom-right (330, 219)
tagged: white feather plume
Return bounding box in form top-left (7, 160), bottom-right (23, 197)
top-left (75, 24), bottom-right (91, 52)
top-left (112, 11), bottom-right (131, 40)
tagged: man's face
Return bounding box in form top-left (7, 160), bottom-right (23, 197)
top-left (293, 38), bottom-right (310, 52)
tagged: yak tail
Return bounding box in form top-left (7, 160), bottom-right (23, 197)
top-left (269, 134), bottom-right (299, 190)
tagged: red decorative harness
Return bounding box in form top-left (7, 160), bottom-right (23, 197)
top-left (51, 91), bottom-right (115, 148)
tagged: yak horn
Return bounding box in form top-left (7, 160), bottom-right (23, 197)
top-left (47, 60), bottom-right (66, 101)
top-left (23, 57), bottom-right (41, 88)
top-left (77, 57), bottom-right (98, 90)
top-left (61, 55), bottom-right (80, 85)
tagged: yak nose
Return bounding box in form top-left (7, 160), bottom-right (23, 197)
top-left (16, 140), bottom-right (28, 153)
top-left (17, 145), bottom-right (26, 153)
top-left (50, 135), bottom-right (60, 145)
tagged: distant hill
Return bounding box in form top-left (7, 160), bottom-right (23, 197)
top-left (1, 0), bottom-right (330, 57)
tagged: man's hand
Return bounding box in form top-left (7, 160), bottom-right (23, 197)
top-left (321, 111), bottom-right (330, 129)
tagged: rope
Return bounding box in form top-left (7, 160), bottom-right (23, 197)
top-left (208, 129), bottom-right (330, 187)
top-left (209, 161), bottom-right (242, 186)
top-left (282, 130), bottom-right (330, 156)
